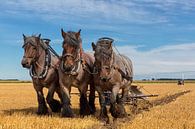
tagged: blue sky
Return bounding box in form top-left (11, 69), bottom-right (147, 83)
top-left (0, 0), bottom-right (195, 80)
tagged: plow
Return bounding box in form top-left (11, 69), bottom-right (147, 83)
top-left (71, 85), bottom-right (158, 112)
top-left (103, 85), bottom-right (158, 113)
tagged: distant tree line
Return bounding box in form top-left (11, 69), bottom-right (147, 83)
top-left (156, 78), bottom-right (195, 81)
top-left (0, 79), bottom-right (19, 81)
top-left (142, 78), bottom-right (195, 81)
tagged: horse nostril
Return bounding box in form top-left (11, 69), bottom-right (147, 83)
top-left (100, 77), bottom-right (107, 82)
top-left (102, 78), bottom-right (107, 82)
top-left (21, 59), bottom-right (30, 68)
top-left (21, 61), bottom-right (25, 65)
top-left (22, 64), bottom-right (26, 67)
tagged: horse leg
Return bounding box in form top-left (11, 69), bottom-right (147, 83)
top-left (96, 86), bottom-right (109, 123)
top-left (88, 81), bottom-right (96, 114)
top-left (109, 85), bottom-right (124, 118)
top-left (79, 83), bottom-right (91, 116)
top-left (34, 86), bottom-right (48, 115)
top-left (46, 83), bottom-right (62, 113)
top-left (117, 86), bottom-right (129, 117)
top-left (60, 85), bottom-right (74, 117)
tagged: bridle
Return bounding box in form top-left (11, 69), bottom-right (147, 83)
top-left (22, 40), bottom-right (40, 63)
top-left (94, 52), bottom-right (115, 81)
top-left (93, 37), bottom-right (116, 81)
top-left (23, 38), bottom-right (51, 79)
top-left (60, 39), bottom-right (82, 75)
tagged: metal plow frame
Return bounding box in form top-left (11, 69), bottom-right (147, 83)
top-left (71, 85), bottom-right (158, 106)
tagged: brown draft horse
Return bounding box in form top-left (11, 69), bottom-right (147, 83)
top-left (21, 34), bottom-right (62, 115)
top-left (58, 29), bottom-right (96, 117)
top-left (92, 37), bottom-right (133, 123)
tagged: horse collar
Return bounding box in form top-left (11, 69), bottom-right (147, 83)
top-left (29, 49), bottom-right (51, 79)
top-left (60, 56), bottom-right (82, 76)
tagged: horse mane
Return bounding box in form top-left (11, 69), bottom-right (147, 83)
top-left (96, 40), bottom-right (113, 60)
top-left (32, 34), bottom-right (38, 37)
top-left (64, 31), bottom-right (82, 48)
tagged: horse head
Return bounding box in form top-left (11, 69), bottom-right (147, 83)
top-left (61, 29), bottom-right (82, 73)
top-left (21, 34), bottom-right (44, 68)
top-left (92, 37), bottom-right (114, 81)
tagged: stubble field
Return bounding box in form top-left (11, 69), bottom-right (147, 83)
top-left (0, 82), bottom-right (194, 129)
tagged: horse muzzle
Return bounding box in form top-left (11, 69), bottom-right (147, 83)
top-left (21, 58), bottom-right (31, 68)
top-left (100, 76), bottom-right (111, 82)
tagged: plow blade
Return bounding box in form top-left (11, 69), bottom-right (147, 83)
top-left (130, 85), bottom-right (145, 96)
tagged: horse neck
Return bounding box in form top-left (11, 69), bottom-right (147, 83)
top-left (79, 42), bottom-right (83, 57)
top-left (110, 50), bottom-right (115, 65)
top-left (33, 48), bottom-right (46, 75)
top-left (50, 53), bottom-right (59, 68)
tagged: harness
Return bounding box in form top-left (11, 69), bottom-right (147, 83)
top-left (60, 32), bottom-right (83, 75)
top-left (23, 38), bottom-right (59, 79)
top-left (60, 51), bottom-right (82, 75)
top-left (93, 37), bottom-right (132, 81)
top-left (30, 49), bottom-right (51, 79)
top-left (60, 33), bottom-right (94, 75)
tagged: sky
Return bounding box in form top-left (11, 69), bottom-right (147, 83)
top-left (0, 0), bottom-right (195, 80)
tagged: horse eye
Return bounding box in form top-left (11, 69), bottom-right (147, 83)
top-left (105, 67), bottom-right (109, 70)
top-left (33, 47), bottom-right (36, 50)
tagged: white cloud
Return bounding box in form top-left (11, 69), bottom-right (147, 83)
top-left (1, 0), bottom-right (195, 32)
top-left (134, 0), bottom-right (195, 11)
top-left (115, 43), bottom-right (195, 75)
top-left (1, 0), bottom-right (168, 24)
top-left (1, 0), bottom-right (195, 28)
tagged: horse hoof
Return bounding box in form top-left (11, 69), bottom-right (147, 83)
top-left (61, 105), bottom-right (74, 117)
top-left (80, 109), bottom-right (91, 116)
top-left (61, 113), bottom-right (75, 118)
top-left (109, 104), bottom-right (126, 118)
top-left (37, 108), bottom-right (48, 115)
top-left (48, 99), bottom-right (62, 113)
top-left (99, 115), bottom-right (109, 124)
top-left (89, 106), bottom-right (96, 115)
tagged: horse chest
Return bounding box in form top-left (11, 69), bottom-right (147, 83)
top-left (94, 76), bottom-right (129, 91)
top-left (94, 80), bottom-right (113, 91)
top-left (32, 69), bottom-right (57, 87)
top-left (59, 74), bottom-right (79, 87)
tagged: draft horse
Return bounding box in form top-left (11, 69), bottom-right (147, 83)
top-left (92, 37), bottom-right (133, 123)
top-left (58, 29), bottom-right (96, 117)
top-left (21, 34), bottom-right (62, 115)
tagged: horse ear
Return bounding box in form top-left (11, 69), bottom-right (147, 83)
top-left (92, 42), bottom-right (96, 51)
top-left (38, 34), bottom-right (41, 38)
top-left (109, 42), bottom-right (112, 48)
top-left (75, 29), bottom-right (81, 39)
top-left (23, 34), bottom-right (26, 40)
top-left (61, 28), bottom-right (66, 39)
